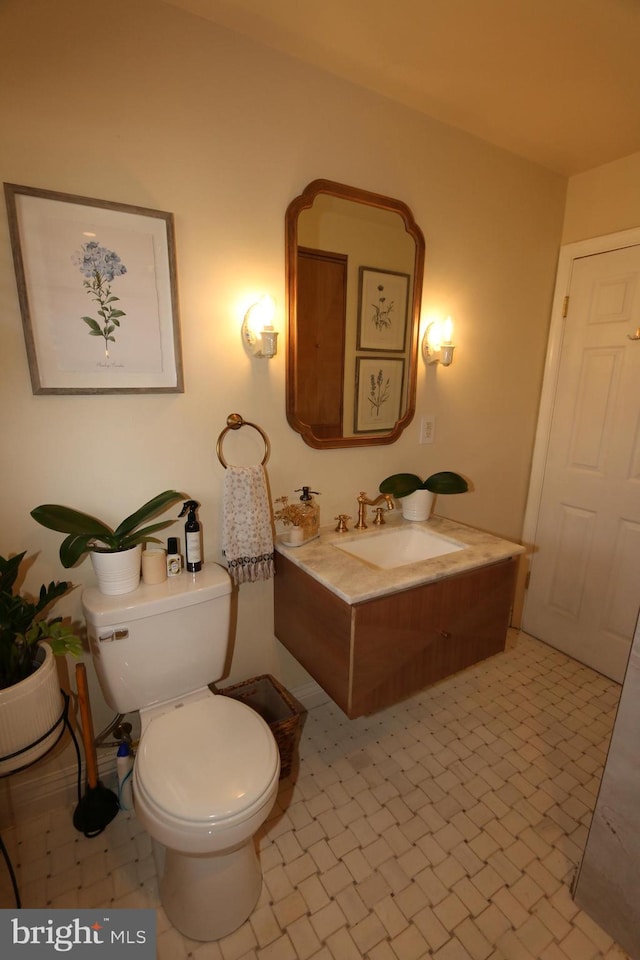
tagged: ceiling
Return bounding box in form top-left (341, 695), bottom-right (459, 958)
top-left (161, 0), bottom-right (640, 176)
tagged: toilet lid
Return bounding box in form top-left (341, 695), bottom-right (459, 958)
top-left (136, 696), bottom-right (279, 823)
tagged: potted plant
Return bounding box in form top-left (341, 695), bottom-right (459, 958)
top-left (273, 495), bottom-right (313, 545)
top-left (0, 551), bottom-right (82, 775)
top-left (31, 490), bottom-right (185, 596)
top-left (379, 471), bottom-right (469, 521)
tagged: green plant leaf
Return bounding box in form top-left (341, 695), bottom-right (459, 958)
top-left (114, 490), bottom-right (185, 541)
top-left (32, 492), bottom-right (186, 565)
top-left (36, 579), bottom-right (69, 613)
top-left (379, 473), bottom-right (422, 498)
top-left (59, 534), bottom-right (98, 567)
top-left (0, 553), bottom-right (81, 688)
top-left (44, 621), bottom-right (83, 660)
top-left (380, 471), bottom-right (469, 497)
top-left (0, 552), bottom-right (26, 594)
top-left (31, 504), bottom-right (115, 539)
top-left (423, 471), bottom-right (469, 494)
top-left (118, 520), bottom-right (176, 550)
top-left (82, 317), bottom-right (102, 333)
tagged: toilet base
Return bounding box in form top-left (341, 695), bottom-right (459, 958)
top-left (159, 838), bottom-right (263, 941)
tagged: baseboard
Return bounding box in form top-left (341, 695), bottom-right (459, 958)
top-left (290, 679), bottom-right (330, 711)
top-left (0, 744), bottom-right (117, 829)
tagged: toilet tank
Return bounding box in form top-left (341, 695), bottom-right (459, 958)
top-left (82, 564), bottom-right (233, 714)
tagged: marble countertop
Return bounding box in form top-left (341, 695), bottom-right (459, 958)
top-left (274, 514), bottom-right (525, 604)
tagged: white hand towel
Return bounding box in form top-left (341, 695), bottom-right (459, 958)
top-left (222, 464), bottom-right (275, 585)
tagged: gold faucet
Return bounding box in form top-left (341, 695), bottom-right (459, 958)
top-left (356, 492), bottom-right (395, 530)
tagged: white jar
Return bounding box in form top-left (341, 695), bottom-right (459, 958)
top-left (288, 526), bottom-right (304, 545)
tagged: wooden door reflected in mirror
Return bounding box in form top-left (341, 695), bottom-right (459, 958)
top-left (285, 180), bottom-right (425, 449)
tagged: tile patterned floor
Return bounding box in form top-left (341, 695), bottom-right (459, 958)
top-left (0, 632), bottom-right (632, 960)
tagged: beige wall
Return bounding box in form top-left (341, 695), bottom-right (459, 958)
top-left (563, 151), bottom-right (640, 243)
top-left (0, 0), bottom-right (565, 753)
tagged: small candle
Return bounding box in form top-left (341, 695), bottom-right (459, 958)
top-left (142, 547), bottom-right (167, 585)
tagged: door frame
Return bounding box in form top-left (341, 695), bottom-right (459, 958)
top-left (522, 226), bottom-right (640, 619)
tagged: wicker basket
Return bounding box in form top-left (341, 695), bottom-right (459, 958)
top-left (218, 674), bottom-right (303, 779)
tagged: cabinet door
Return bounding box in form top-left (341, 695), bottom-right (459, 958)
top-left (438, 558), bottom-right (517, 659)
top-left (274, 553), bottom-right (352, 714)
top-left (351, 559), bottom-right (517, 716)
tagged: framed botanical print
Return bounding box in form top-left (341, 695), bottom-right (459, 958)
top-left (4, 183), bottom-right (184, 394)
top-left (354, 356), bottom-right (405, 433)
top-left (357, 266), bottom-right (409, 352)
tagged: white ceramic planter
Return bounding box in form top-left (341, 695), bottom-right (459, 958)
top-left (401, 489), bottom-right (435, 521)
top-left (0, 643), bottom-right (64, 775)
top-left (90, 543), bottom-right (142, 595)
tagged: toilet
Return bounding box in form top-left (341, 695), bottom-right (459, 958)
top-left (82, 563), bottom-right (280, 941)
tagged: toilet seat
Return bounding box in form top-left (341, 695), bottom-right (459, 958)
top-left (136, 694), bottom-right (279, 825)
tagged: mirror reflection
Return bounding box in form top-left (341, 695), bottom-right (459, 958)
top-left (285, 180), bottom-right (425, 449)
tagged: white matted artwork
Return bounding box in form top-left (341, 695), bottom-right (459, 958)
top-left (4, 183), bottom-right (183, 394)
top-left (354, 356), bottom-right (405, 433)
top-left (357, 267), bottom-right (409, 352)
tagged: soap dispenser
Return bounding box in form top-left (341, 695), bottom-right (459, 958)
top-left (295, 487), bottom-right (320, 541)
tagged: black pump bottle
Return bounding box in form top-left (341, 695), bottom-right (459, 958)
top-left (179, 500), bottom-right (202, 572)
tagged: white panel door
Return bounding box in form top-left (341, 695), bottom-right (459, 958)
top-left (523, 244), bottom-right (640, 681)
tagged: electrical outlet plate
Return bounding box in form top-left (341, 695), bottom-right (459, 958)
top-left (419, 415), bottom-right (435, 444)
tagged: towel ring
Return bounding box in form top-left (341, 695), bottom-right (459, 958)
top-left (216, 413), bottom-right (270, 468)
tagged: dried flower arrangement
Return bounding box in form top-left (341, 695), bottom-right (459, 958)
top-left (272, 496), bottom-right (313, 529)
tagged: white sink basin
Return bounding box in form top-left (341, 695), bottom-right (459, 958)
top-left (333, 525), bottom-right (465, 569)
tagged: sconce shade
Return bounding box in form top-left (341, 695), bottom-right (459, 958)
top-left (260, 327), bottom-right (278, 359)
top-left (242, 296), bottom-right (278, 359)
top-left (422, 317), bottom-right (455, 366)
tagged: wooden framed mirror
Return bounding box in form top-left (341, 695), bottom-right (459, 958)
top-left (285, 180), bottom-right (425, 449)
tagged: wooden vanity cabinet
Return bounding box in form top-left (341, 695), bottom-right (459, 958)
top-left (274, 553), bottom-right (518, 718)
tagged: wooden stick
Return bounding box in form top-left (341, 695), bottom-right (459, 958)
top-left (75, 662), bottom-right (99, 789)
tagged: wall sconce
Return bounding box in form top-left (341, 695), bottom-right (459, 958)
top-left (241, 295), bottom-right (279, 359)
top-left (422, 316), bottom-right (455, 366)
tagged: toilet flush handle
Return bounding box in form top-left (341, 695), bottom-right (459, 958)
top-left (99, 628), bottom-right (130, 643)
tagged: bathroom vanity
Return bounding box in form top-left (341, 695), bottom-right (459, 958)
top-left (274, 516), bottom-right (524, 718)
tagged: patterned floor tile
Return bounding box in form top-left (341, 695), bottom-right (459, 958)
top-left (0, 633), bottom-right (632, 959)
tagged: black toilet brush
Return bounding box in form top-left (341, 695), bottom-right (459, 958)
top-left (73, 662), bottom-right (119, 837)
